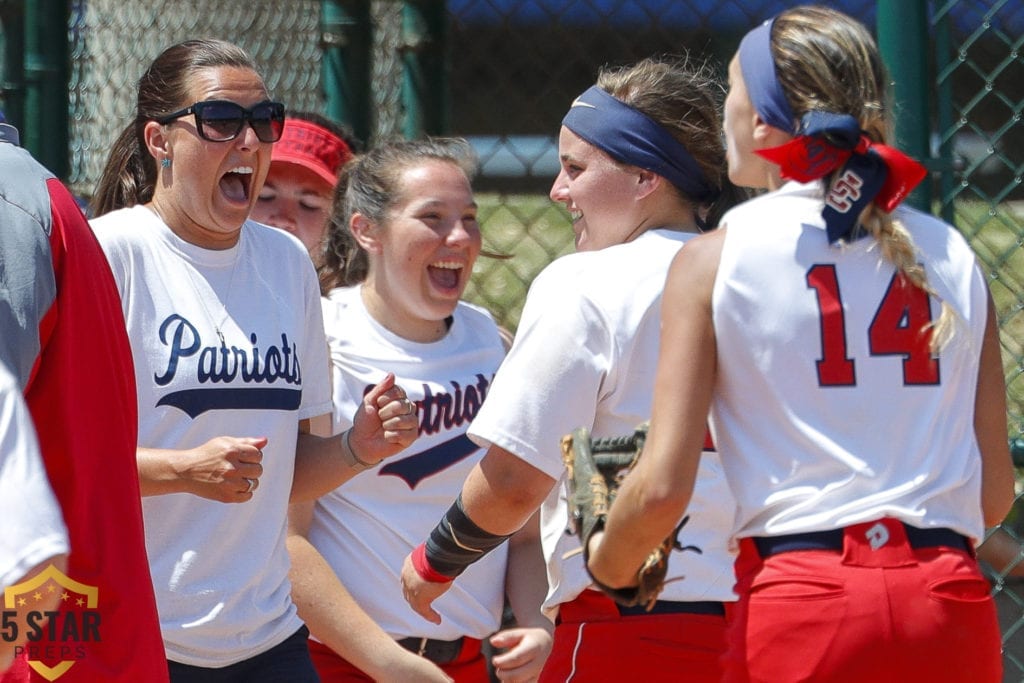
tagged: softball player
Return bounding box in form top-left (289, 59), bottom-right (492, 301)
top-left (589, 7), bottom-right (1012, 682)
top-left (288, 138), bottom-right (552, 682)
top-left (402, 58), bottom-right (741, 682)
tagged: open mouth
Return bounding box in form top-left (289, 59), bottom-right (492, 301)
top-left (428, 260), bottom-right (463, 291)
top-left (219, 165), bottom-right (254, 204)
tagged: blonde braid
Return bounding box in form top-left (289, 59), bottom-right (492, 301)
top-left (865, 207), bottom-right (957, 351)
top-left (773, 6), bottom-right (958, 351)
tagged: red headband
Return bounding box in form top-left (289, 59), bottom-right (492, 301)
top-left (271, 118), bottom-right (353, 187)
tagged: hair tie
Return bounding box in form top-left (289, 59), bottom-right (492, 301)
top-left (756, 111), bottom-right (927, 243)
top-left (738, 17), bottom-right (926, 243)
top-left (562, 86), bottom-right (718, 203)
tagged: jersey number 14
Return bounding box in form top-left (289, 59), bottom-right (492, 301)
top-left (806, 264), bottom-right (940, 387)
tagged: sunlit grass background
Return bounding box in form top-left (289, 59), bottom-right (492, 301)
top-left (465, 194), bottom-right (574, 333)
top-left (957, 201), bottom-right (1024, 441)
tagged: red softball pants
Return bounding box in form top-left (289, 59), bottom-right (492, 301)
top-left (724, 517), bottom-right (1002, 683)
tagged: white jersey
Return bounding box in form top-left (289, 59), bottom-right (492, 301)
top-left (91, 205), bottom-right (332, 666)
top-left (309, 286), bottom-right (509, 640)
top-left (0, 361), bottom-right (68, 590)
top-left (712, 180), bottom-right (988, 542)
top-left (468, 229), bottom-right (738, 617)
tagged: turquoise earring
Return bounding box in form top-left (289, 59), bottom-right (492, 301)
top-left (161, 158), bottom-right (171, 169)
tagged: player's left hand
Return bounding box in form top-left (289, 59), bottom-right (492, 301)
top-left (400, 553), bottom-right (452, 624)
top-left (349, 373), bottom-right (418, 464)
top-left (489, 627), bottom-right (553, 682)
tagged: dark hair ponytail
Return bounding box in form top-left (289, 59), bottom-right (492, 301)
top-left (90, 122), bottom-right (156, 216)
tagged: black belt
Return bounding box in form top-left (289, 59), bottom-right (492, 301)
top-left (753, 524), bottom-right (970, 558)
top-left (618, 599), bottom-right (725, 617)
top-left (397, 636), bottom-right (464, 665)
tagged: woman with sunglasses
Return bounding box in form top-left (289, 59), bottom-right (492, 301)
top-left (89, 39), bottom-right (418, 682)
top-left (587, 6), bottom-right (1012, 681)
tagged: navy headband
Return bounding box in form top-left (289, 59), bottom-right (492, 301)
top-left (738, 18), bottom-right (796, 133)
top-left (561, 85), bottom-right (718, 203)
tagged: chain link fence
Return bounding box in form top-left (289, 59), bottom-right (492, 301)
top-left (13, 0), bottom-right (1022, 678)
top-left (928, 2), bottom-right (1024, 679)
top-left (66, 0), bottom-right (325, 198)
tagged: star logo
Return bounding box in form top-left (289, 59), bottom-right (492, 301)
top-left (4, 565), bottom-right (100, 681)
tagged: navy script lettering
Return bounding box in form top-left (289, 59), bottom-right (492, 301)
top-left (152, 314), bottom-right (303, 417)
top-left (154, 315), bottom-right (301, 386)
top-left (380, 374), bottom-right (492, 488)
top-left (418, 374), bottom-right (490, 435)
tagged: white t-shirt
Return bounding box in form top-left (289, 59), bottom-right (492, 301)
top-left (0, 361), bottom-right (68, 590)
top-left (91, 205), bottom-right (332, 666)
top-left (712, 181), bottom-right (988, 541)
top-left (309, 286), bottom-right (509, 640)
top-left (468, 229), bottom-right (738, 617)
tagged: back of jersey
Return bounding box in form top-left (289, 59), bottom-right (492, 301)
top-left (711, 181), bottom-right (988, 541)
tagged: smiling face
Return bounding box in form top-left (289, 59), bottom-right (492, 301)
top-left (250, 162), bottom-right (334, 258)
top-left (359, 159), bottom-right (481, 342)
top-left (549, 126), bottom-right (644, 252)
top-left (146, 66), bottom-right (273, 249)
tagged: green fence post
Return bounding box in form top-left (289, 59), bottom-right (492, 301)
top-left (321, 0), bottom-right (371, 144)
top-left (877, 0), bottom-right (931, 212)
top-left (932, 10), bottom-right (956, 225)
top-left (401, 0), bottom-right (447, 139)
top-left (0, 0), bottom-right (25, 130)
top-left (23, 0), bottom-right (68, 177)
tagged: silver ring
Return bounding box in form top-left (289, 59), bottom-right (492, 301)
top-left (244, 477), bottom-right (256, 493)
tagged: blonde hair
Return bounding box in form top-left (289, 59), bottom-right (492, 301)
top-left (772, 5), bottom-right (956, 350)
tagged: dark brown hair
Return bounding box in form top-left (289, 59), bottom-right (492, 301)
top-left (318, 137), bottom-right (478, 294)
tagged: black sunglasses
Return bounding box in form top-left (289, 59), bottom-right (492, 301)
top-left (157, 100), bottom-right (285, 143)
